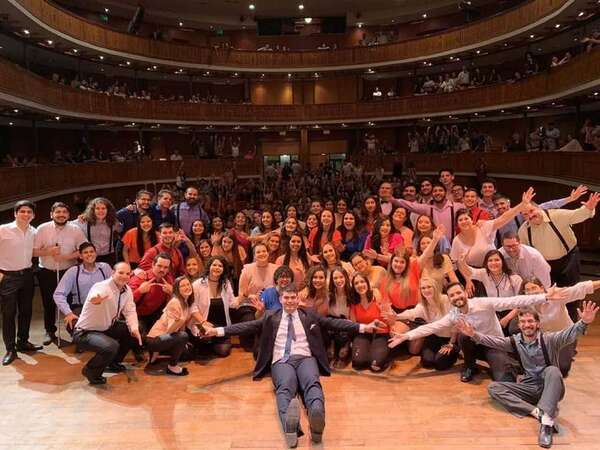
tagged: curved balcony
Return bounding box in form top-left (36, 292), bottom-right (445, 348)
top-left (8, 0), bottom-right (573, 71)
top-left (1, 49), bottom-right (599, 125)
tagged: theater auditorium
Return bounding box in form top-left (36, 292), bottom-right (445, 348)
top-left (0, 0), bottom-right (600, 449)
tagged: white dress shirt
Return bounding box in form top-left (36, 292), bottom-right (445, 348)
top-left (0, 221), bottom-right (35, 271)
top-left (406, 294), bottom-right (547, 340)
top-left (470, 269), bottom-right (523, 298)
top-left (499, 244), bottom-right (551, 288)
top-left (536, 281), bottom-right (594, 331)
top-left (75, 278), bottom-right (138, 332)
top-left (272, 311), bottom-right (312, 363)
top-left (34, 221), bottom-right (87, 270)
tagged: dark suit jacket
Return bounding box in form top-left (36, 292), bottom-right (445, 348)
top-left (223, 308), bottom-right (359, 380)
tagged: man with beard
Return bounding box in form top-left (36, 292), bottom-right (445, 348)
top-left (392, 183), bottom-right (465, 241)
top-left (388, 282), bottom-right (565, 382)
top-left (116, 189), bottom-right (153, 233)
top-left (138, 223), bottom-right (188, 278)
top-left (172, 186), bottom-right (210, 237)
top-left (418, 178), bottom-right (433, 204)
top-left (456, 302), bottom-right (598, 448)
top-left (33, 202), bottom-right (86, 345)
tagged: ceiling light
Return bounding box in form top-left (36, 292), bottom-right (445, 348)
top-left (304, 17), bottom-right (312, 24)
top-left (578, 11), bottom-right (585, 17)
top-left (13, 109), bottom-right (19, 113)
top-left (23, 29), bottom-right (30, 35)
top-left (287, 73), bottom-right (292, 78)
top-left (125, 61), bottom-right (131, 65)
top-left (529, 34), bottom-right (535, 39)
top-left (72, 49), bottom-right (79, 54)
top-left (554, 23), bottom-right (561, 29)
top-left (298, 4), bottom-right (304, 10)
top-left (356, 22), bottom-right (363, 28)
top-left (55, 116), bottom-right (61, 121)
top-left (104, 7), bottom-right (110, 13)
top-left (249, 4), bottom-right (255, 10)
top-left (475, 50), bottom-right (481, 54)
top-left (99, 55), bottom-right (104, 60)
top-left (9, 122), bottom-right (14, 126)
top-left (46, 39), bottom-right (53, 45)
top-left (178, 21), bottom-right (184, 27)
top-left (422, 13), bottom-right (428, 19)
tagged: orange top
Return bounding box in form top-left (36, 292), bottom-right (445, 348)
top-left (121, 229), bottom-right (159, 263)
top-left (307, 228), bottom-right (342, 254)
top-left (350, 300), bottom-right (389, 334)
top-left (380, 259), bottom-right (420, 311)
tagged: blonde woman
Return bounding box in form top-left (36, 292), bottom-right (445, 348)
top-left (393, 277), bottom-right (458, 370)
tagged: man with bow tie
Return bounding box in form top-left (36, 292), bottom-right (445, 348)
top-left (205, 284), bottom-right (383, 448)
top-left (378, 181), bottom-right (394, 216)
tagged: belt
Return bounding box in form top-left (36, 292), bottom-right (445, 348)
top-left (0, 268), bottom-right (32, 276)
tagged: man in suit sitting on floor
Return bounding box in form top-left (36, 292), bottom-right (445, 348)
top-left (204, 284), bottom-right (383, 448)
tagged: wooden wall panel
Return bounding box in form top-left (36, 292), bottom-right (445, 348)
top-left (250, 81), bottom-right (293, 105)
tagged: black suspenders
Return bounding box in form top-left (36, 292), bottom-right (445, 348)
top-left (526, 210), bottom-right (570, 253)
top-left (75, 265), bottom-right (108, 305)
top-left (510, 333), bottom-right (551, 370)
top-left (430, 204), bottom-right (455, 237)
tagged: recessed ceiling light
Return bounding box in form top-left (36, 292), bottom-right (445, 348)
top-left (55, 116), bottom-right (61, 121)
top-left (23, 29), bottom-right (30, 35)
top-left (104, 7), bottom-right (110, 13)
top-left (554, 23), bottom-right (561, 29)
top-left (13, 109), bottom-right (19, 113)
top-left (578, 11), bottom-right (585, 17)
top-left (178, 21), bottom-right (184, 27)
top-left (304, 17), bottom-right (312, 24)
top-left (9, 122), bottom-right (14, 126)
top-left (249, 3), bottom-right (255, 10)
top-left (475, 50), bottom-right (481, 54)
top-left (529, 34), bottom-right (535, 39)
top-left (422, 13), bottom-right (427, 19)
top-left (72, 49), bottom-right (79, 53)
top-left (298, 4), bottom-right (304, 10)
top-left (356, 22), bottom-right (363, 28)
top-left (99, 55), bottom-right (104, 60)
top-left (46, 39), bottom-right (53, 45)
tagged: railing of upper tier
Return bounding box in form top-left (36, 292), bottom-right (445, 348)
top-left (14, 0), bottom-right (568, 69)
top-left (1, 48), bottom-right (599, 122)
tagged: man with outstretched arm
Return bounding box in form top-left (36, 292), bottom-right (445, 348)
top-left (455, 301), bottom-right (598, 448)
top-left (204, 284), bottom-right (383, 448)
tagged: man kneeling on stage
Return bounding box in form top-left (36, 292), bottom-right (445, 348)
top-left (204, 284), bottom-right (383, 448)
top-left (456, 301), bottom-right (598, 448)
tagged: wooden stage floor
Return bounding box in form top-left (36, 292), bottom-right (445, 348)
top-left (1, 311), bottom-right (600, 450)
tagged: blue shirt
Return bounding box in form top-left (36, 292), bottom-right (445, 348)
top-left (341, 232), bottom-right (367, 261)
top-left (260, 287), bottom-right (283, 311)
top-left (117, 207), bottom-right (144, 233)
top-left (149, 203), bottom-right (177, 228)
top-left (53, 263), bottom-right (112, 315)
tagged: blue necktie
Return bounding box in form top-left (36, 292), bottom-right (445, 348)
top-left (281, 313), bottom-right (296, 363)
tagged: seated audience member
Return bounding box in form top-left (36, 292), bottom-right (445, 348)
top-left (451, 188), bottom-right (535, 269)
top-left (521, 278), bottom-right (600, 376)
top-left (499, 233), bottom-right (551, 288)
top-left (456, 302), bottom-right (598, 449)
top-left (129, 253), bottom-right (174, 336)
top-left (326, 268), bottom-right (353, 368)
top-left (190, 256), bottom-right (238, 357)
top-left (259, 266), bottom-right (295, 312)
top-left (350, 252), bottom-right (387, 290)
top-left (349, 273), bottom-right (394, 372)
top-left (338, 212), bottom-right (367, 261)
top-left (308, 210), bottom-right (342, 261)
top-left (33, 202), bottom-right (87, 344)
top-left (395, 277), bottom-right (458, 370)
top-left (203, 284), bottom-right (382, 448)
top-left (138, 223), bottom-right (187, 278)
top-left (73, 263), bottom-right (142, 385)
top-left (121, 213), bottom-right (159, 268)
top-left (275, 232), bottom-right (310, 291)
top-left (299, 266), bottom-right (329, 316)
top-left (146, 276), bottom-right (205, 376)
top-left (388, 282), bottom-right (562, 382)
top-left (237, 243), bottom-right (279, 351)
top-left (53, 242), bottom-right (112, 332)
top-left (73, 197), bottom-right (122, 264)
top-left (416, 225), bottom-right (459, 289)
top-left (363, 217), bottom-right (404, 267)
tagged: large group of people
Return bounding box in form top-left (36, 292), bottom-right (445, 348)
top-left (1, 161), bottom-right (599, 448)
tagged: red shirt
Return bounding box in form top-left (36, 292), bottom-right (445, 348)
top-left (350, 300), bottom-right (389, 334)
top-left (138, 243), bottom-right (185, 278)
top-left (128, 269), bottom-right (174, 316)
top-left (469, 207), bottom-right (492, 224)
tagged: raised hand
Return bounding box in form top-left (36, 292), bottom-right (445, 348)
top-left (569, 185), bottom-right (588, 203)
top-left (137, 281), bottom-right (156, 294)
top-left (521, 187), bottom-right (536, 205)
top-left (161, 281), bottom-right (173, 295)
top-left (89, 293), bottom-right (109, 305)
top-left (465, 279), bottom-right (475, 298)
top-left (248, 294), bottom-right (264, 312)
top-left (455, 318), bottom-right (475, 337)
top-left (387, 333), bottom-right (408, 348)
top-left (583, 192), bottom-right (600, 211)
top-left (545, 285), bottom-right (568, 302)
top-left (578, 300), bottom-right (599, 324)
top-left (432, 224), bottom-right (446, 241)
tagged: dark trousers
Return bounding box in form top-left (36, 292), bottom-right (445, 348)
top-left (549, 247), bottom-right (581, 322)
top-left (0, 270), bottom-right (34, 351)
top-left (352, 333), bottom-right (390, 372)
top-left (271, 356), bottom-right (325, 430)
top-left (145, 331), bottom-right (189, 365)
top-left (37, 268), bottom-right (67, 334)
top-left (73, 321), bottom-right (136, 379)
top-left (190, 333), bottom-right (232, 358)
top-left (139, 310), bottom-right (164, 337)
top-left (488, 366), bottom-right (565, 418)
top-left (558, 341), bottom-right (577, 377)
top-left (232, 305), bottom-right (257, 352)
top-left (459, 333), bottom-right (513, 381)
top-left (96, 253), bottom-right (116, 266)
top-left (421, 335), bottom-right (459, 371)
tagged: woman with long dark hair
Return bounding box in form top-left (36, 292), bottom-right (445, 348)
top-left (327, 267), bottom-right (353, 368)
top-left (121, 213), bottom-right (158, 268)
top-left (75, 197), bottom-right (121, 264)
top-left (337, 211), bottom-right (366, 261)
top-left (190, 256), bottom-right (237, 357)
top-left (250, 210), bottom-right (275, 244)
top-left (196, 239), bottom-right (213, 269)
top-left (412, 214), bottom-right (451, 254)
top-left (184, 255), bottom-right (203, 282)
top-left (275, 231), bottom-right (310, 290)
top-left (299, 266), bottom-right (329, 316)
top-left (308, 209), bottom-right (342, 262)
top-left (390, 206), bottom-right (414, 254)
top-left (230, 211), bottom-right (252, 255)
top-left (320, 242), bottom-right (354, 284)
top-left (363, 217), bottom-right (404, 267)
top-left (266, 232), bottom-right (282, 263)
top-left (210, 216), bottom-right (225, 247)
top-left (212, 232), bottom-right (246, 293)
top-left (360, 195), bottom-right (382, 233)
top-left (146, 276), bottom-right (201, 375)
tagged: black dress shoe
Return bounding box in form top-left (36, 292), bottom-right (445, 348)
top-left (166, 366), bottom-right (189, 376)
top-left (16, 341), bottom-right (42, 352)
top-left (284, 398), bottom-right (300, 448)
top-left (538, 424), bottom-right (553, 448)
top-left (2, 351), bottom-right (18, 366)
top-left (105, 362), bottom-right (127, 373)
top-left (82, 366), bottom-right (107, 385)
top-left (460, 367), bottom-right (477, 382)
top-left (42, 332), bottom-right (56, 346)
top-left (308, 408), bottom-right (325, 443)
